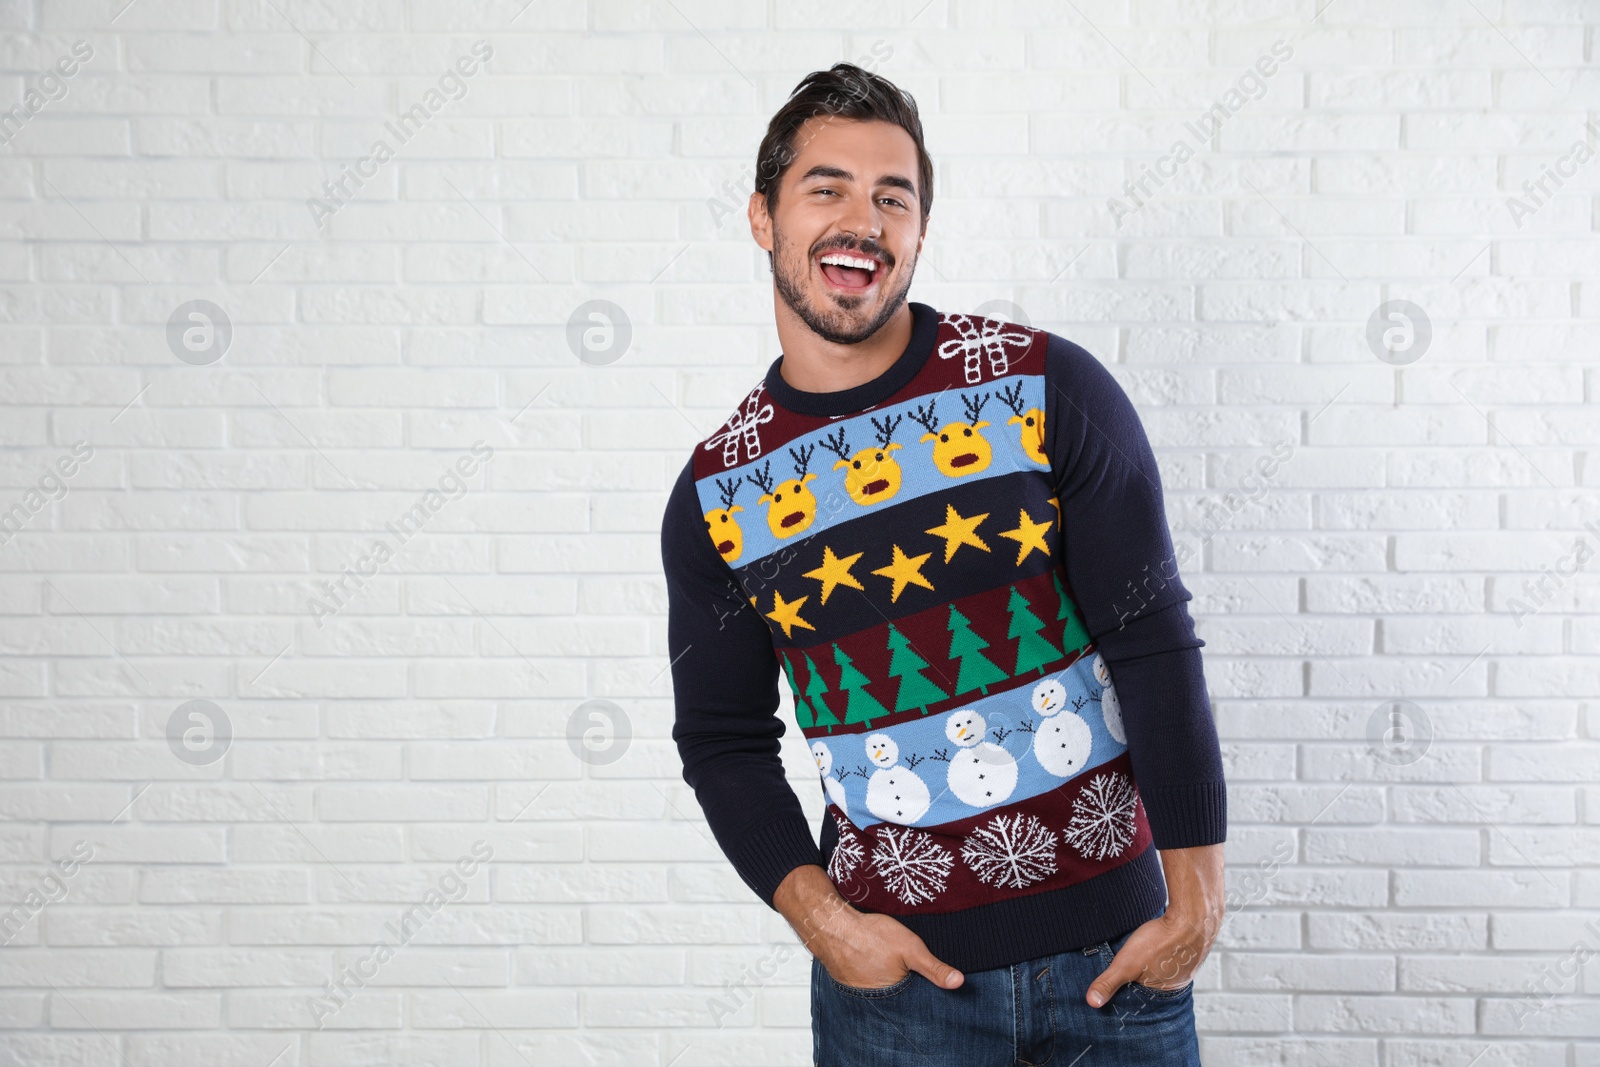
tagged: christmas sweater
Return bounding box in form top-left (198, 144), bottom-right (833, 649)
top-left (661, 301), bottom-right (1227, 974)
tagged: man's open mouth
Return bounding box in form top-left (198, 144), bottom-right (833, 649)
top-left (951, 453), bottom-right (979, 468)
top-left (780, 511), bottom-right (806, 528)
top-left (861, 478), bottom-right (890, 495)
top-left (818, 251), bottom-right (882, 292)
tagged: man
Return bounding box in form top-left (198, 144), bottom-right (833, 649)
top-left (661, 62), bottom-right (1227, 1066)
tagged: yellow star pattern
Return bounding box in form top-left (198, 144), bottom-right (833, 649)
top-left (925, 504), bottom-right (990, 563)
top-left (803, 546), bottom-right (865, 605)
top-left (765, 589), bottom-right (815, 639)
top-left (871, 544), bottom-right (935, 603)
top-left (1047, 497), bottom-right (1061, 528)
top-left (998, 508), bottom-right (1053, 565)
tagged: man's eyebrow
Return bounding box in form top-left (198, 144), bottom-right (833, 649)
top-left (795, 164), bottom-right (918, 198)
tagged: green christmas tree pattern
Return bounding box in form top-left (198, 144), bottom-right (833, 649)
top-left (803, 652), bottom-right (840, 731)
top-left (785, 579), bottom-right (1096, 731)
top-left (884, 623), bottom-right (948, 714)
top-left (832, 643), bottom-right (889, 728)
top-left (780, 654), bottom-right (808, 721)
top-left (1007, 585), bottom-right (1059, 677)
top-left (1054, 571), bottom-right (1092, 655)
top-left (947, 605), bottom-right (1009, 697)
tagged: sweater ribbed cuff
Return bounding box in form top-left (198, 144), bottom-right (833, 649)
top-left (731, 815), bottom-right (824, 910)
top-left (1138, 780), bottom-right (1228, 850)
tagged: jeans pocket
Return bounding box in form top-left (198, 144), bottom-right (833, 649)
top-left (825, 969), bottom-right (915, 999)
top-left (1096, 931), bottom-right (1193, 1001)
top-left (1128, 977), bottom-right (1194, 1001)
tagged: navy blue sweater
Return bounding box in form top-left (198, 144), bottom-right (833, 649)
top-left (661, 304), bottom-right (1226, 974)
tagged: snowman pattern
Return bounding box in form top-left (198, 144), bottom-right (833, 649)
top-left (1030, 677), bottom-right (1093, 778)
top-left (811, 740), bottom-right (850, 817)
top-left (943, 708), bottom-right (1018, 809)
top-left (1091, 654), bottom-right (1126, 744)
top-left (863, 733), bottom-right (931, 825)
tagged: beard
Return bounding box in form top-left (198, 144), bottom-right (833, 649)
top-left (771, 226), bottom-right (915, 346)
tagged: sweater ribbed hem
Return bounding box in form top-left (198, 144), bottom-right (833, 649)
top-left (1140, 780), bottom-right (1229, 850)
top-left (898, 844), bottom-right (1170, 974)
top-left (734, 815), bottom-right (824, 909)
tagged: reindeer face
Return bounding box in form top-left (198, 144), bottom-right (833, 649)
top-left (703, 504), bottom-right (744, 562)
top-left (834, 443), bottom-right (903, 505)
top-left (921, 420), bottom-right (993, 477)
top-left (1008, 408), bottom-right (1048, 465)
top-left (758, 472), bottom-right (818, 538)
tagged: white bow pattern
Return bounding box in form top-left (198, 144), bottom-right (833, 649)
top-left (937, 314), bottom-right (1033, 384)
top-left (704, 382), bottom-right (775, 467)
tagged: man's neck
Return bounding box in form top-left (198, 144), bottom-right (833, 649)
top-left (772, 299), bottom-right (914, 395)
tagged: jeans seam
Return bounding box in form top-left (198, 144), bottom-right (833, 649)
top-left (1018, 963), bottom-right (1055, 1067)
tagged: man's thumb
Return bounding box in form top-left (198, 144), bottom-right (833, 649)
top-left (1086, 966), bottom-right (1126, 1008)
top-left (910, 947), bottom-right (964, 990)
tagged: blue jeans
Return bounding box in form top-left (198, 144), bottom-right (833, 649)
top-left (811, 926), bottom-right (1201, 1066)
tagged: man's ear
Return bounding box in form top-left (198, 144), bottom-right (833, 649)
top-left (749, 191), bottom-right (773, 255)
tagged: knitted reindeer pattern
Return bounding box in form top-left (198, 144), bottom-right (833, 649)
top-left (681, 310), bottom-right (1152, 916)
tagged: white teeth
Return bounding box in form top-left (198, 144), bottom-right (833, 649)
top-left (820, 253), bottom-right (878, 272)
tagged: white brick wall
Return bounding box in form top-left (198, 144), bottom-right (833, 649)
top-left (0, 1), bottom-right (1597, 1063)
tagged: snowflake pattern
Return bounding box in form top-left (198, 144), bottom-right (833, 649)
top-left (1062, 771), bottom-right (1138, 861)
top-left (937, 313), bottom-right (1033, 385)
top-left (960, 813), bottom-right (1060, 889)
top-left (827, 813), bottom-right (866, 886)
top-left (870, 825), bottom-right (954, 906)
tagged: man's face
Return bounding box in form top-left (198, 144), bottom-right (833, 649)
top-left (755, 116), bottom-right (925, 346)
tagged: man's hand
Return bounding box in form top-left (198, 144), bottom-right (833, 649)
top-left (1086, 843), bottom-right (1225, 1007)
top-left (774, 864), bottom-right (965, 991)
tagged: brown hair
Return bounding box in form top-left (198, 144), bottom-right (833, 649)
top-left (753, 62), bottom-right (932, 230)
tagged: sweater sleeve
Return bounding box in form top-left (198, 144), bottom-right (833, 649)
top-left (1043, 333), bottom-right (1228, 850)
top-left (661, 456), bottom-right (824, 908)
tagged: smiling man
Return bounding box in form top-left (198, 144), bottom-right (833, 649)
top-left (661, 63), bottom-right (1227, 1066)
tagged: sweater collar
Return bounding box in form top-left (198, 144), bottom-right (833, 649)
top-left (762, 301), bottom-right (938, 418)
